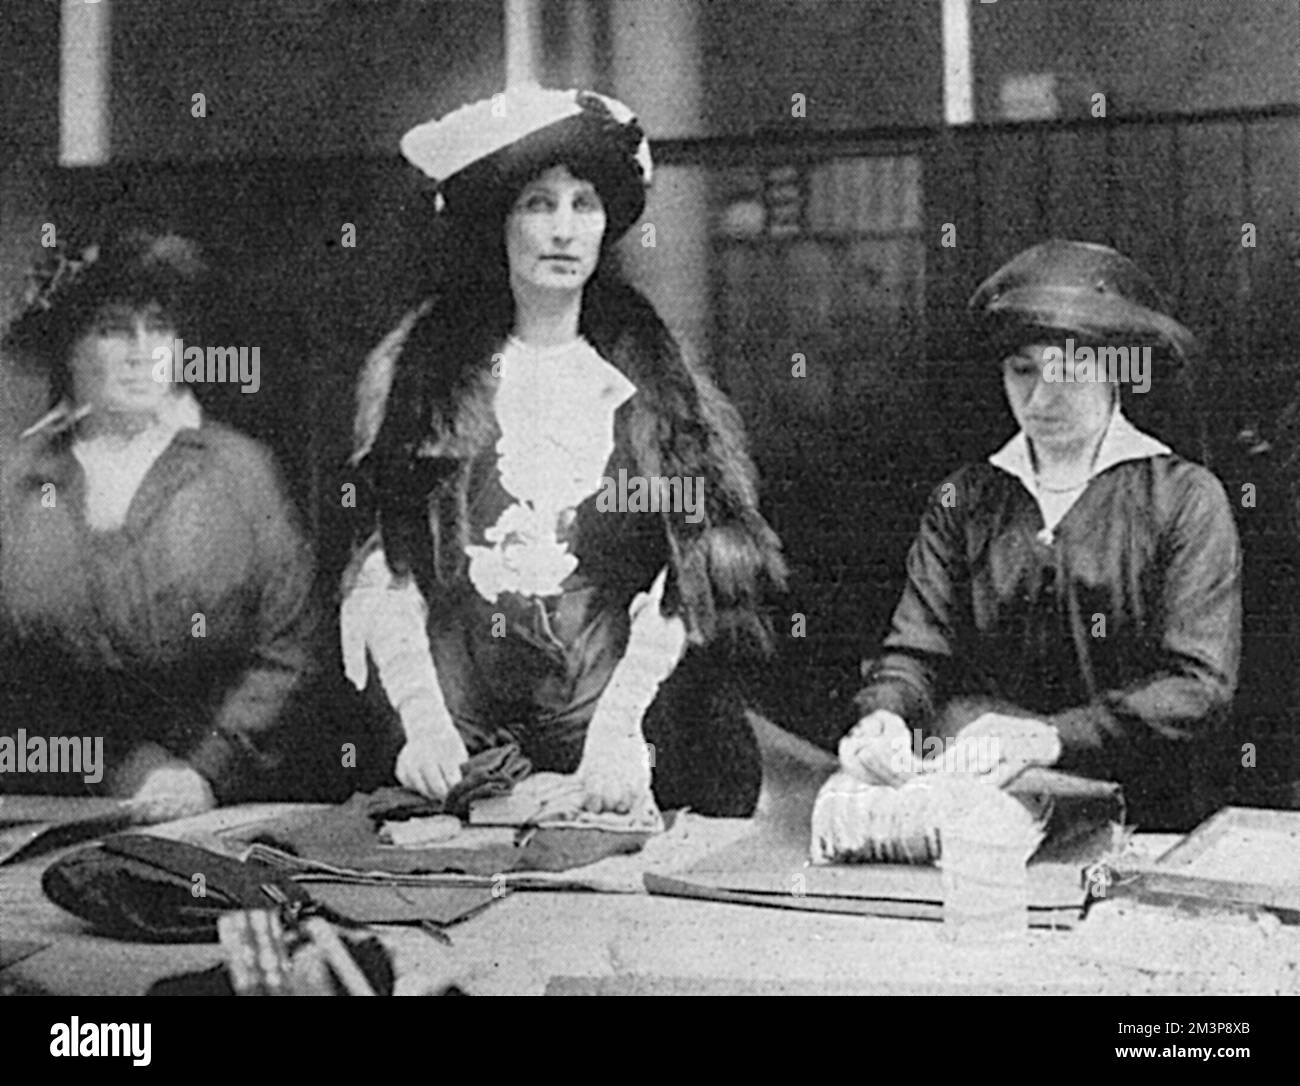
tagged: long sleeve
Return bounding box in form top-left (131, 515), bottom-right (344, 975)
top-left (1047, 469), bottom-right (1241, 761)
top-left (853, 477), bottom-right (965, 728)
top-left (593, 568), bottom-right (687, 733)
top-left (340, 536), bottom-right (454, 736)
top-left (188, 448), bottom-right (320, 793)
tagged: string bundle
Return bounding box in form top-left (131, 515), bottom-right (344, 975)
top-left (810, 771), bottom-right (1046, 866)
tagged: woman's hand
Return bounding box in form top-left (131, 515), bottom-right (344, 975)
top-left (952, 712), bottom-right (1062, 775)
top-left (576, 703), bottom-right (653, 814)
top-left (839, 709), bottom-right (922, 786)
top-left (395, 724), bottom-right (470, 801)
top-left (127, 764), bottom-right (217, 825)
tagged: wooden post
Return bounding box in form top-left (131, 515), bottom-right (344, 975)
top-left (59, 0), bottom-right (111, 165)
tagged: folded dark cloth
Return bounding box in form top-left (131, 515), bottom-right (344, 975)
top-left (393, 742), bottom-right (534, 819)
top-left (250, 754), bottom-right (651, 877)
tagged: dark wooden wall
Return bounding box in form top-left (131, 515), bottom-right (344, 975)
top-left (926, 109), bottom-right (1300, 450)
top-left (684, 107), bottom-right (1300, 750)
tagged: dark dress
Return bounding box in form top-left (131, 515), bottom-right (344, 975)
top-left (854, 453), bottom-right (1242, 829)
top-left (0, 418), bottom-right (319, 801)
top-left (385, 400), bottom-right (764, 817)
top-left (356, 298), bottom-right (787, 817)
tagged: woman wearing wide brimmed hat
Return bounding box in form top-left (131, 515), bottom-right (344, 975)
top-left (0, 231), bottom-right (320, 821)
top-left (839, 240), bottom-right (1241, 829)
top-left (342, 86), bottom-right (786, 816)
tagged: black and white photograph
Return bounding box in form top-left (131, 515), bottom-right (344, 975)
top-left (0, 0), bottom-right (1293, 1045)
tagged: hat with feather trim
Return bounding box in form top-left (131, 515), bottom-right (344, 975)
top-left (400, 84), bottom-right (653, 238)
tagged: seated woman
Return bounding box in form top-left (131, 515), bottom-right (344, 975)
top-left (840, 240), bottom-right (1241, 830)
top-left (342, 86), bottom-right (786, 817)
top-left (0, 231), bottom-right (319, 822)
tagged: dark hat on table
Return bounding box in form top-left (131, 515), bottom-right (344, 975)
top-left (969, 239), bottom-right (1197, 364)
top-left (400, 84), bottom-right (653, 239)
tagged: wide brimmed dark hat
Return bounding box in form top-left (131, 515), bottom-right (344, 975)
top-left (5, 231), bottom-right (207, 365)
top-left (400, 85), bottom-right (652, 239)
top-left (969, 239), bottom-right (1197, 363)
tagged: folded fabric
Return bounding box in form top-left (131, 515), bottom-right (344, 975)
top-left (305, 882), bottom-right (497, 925)
top-left (247, 786), bottom-right (653, 877)
top-left (444, 743), bottom-right (534, 816)
top-left (468, 772), bottom-right (665, 833)
top-left (379, 815), bottom-right (463, 848)
top-left (810, 771), bottom-right (1045, 866)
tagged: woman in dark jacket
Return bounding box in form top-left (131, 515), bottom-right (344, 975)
top-left (342, 86), bottom-right (786, 817)
top-left (0, 231), bottom-right (318, 821)
top-left (841, 240), bottom-right (1241, 829)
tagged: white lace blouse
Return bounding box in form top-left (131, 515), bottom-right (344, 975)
top-left (465, 335), bottom-right (637, 602)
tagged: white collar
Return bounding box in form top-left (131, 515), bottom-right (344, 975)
top-left (498, 335), bottom-right (636, 407)
top-left (73, 390), bottom-right (202, 449)
top-left (988, 410), bottom-right (1171, 492)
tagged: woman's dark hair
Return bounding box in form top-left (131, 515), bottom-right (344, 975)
top-left (4, 230), bottom-right (208, 403)
top-left (391, 151), bottom-right (632, 425)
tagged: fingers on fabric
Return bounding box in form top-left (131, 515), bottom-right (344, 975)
top-left (516, 772), bottom-right (586, 818)
top-left (839, 710), bottom-right (919, 786)
top-left (957, 712), bottom-right (1062, 768)
top-left (396, 732), bottom-right (468, 800)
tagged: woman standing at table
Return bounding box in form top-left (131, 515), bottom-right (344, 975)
top-left (342, 86), bottom-right (786, 816)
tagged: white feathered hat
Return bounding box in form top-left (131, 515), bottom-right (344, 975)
top-left (400, 84), bottom-right (653, 238)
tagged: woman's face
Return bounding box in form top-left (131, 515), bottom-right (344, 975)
top-left (1002, 342), bottom-right (1115, 454)
top-left (504, 165), bottom-right (607, 297)
top-left (69, 301), bottom-right (179, 418)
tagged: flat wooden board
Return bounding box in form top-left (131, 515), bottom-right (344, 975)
top-left (1124, 807), bottom-right (1300, 919)
top-left (1156, 807), bottom-right (1300, 883)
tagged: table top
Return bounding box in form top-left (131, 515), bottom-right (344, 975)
top-left (3, 799), bottom-right (1296, 996)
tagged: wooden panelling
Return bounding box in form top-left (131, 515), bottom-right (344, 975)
top-left (1106, 125), bottom-right (1182, 301)
top-left (976, 129), bottom-right (1049, 271)
top-left (1044, 125), bottom-right (1113, 244)
top-left (1243, 119), bottom-right (1300, 397)
top-left (1180, 122), bottom-right (1250, 423)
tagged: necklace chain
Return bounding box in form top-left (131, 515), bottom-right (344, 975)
top-left (1034, 476), bottom-right (1091, 494)
top-left (1033, 432), bottom-right (1108, 494)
